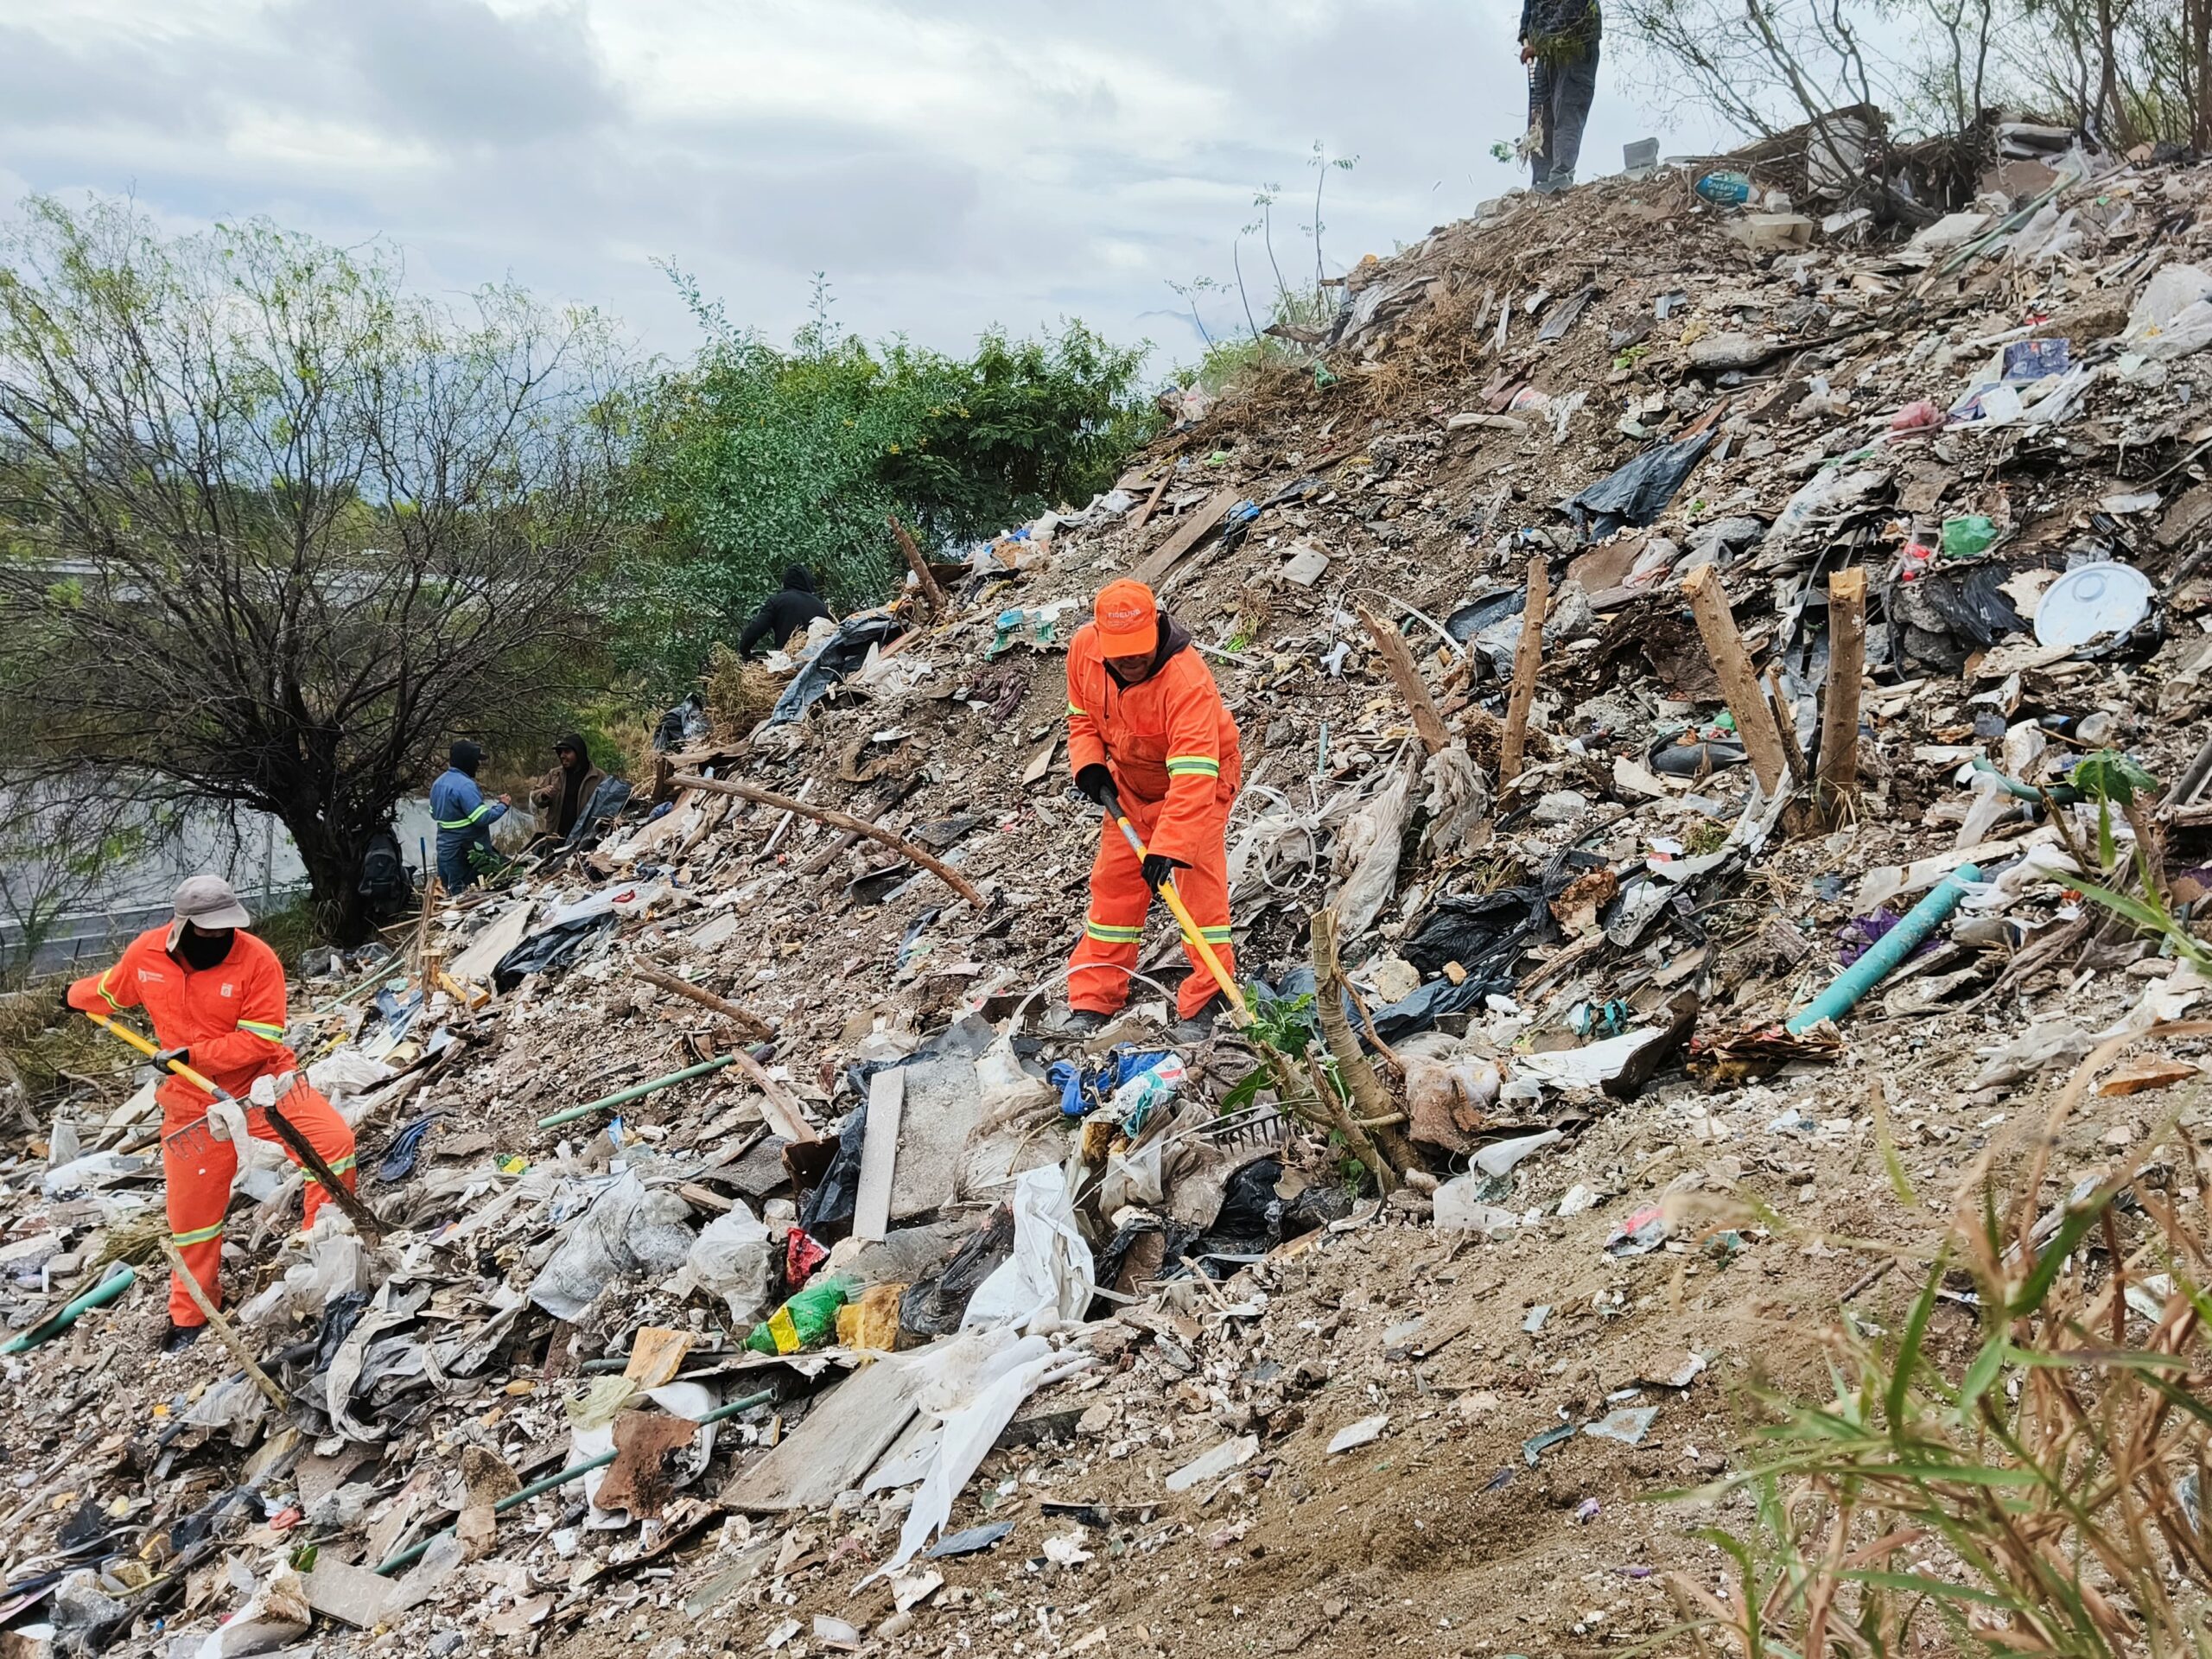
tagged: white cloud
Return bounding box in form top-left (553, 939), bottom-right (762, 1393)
top-left (0, 0), bottom-right (1676, 371)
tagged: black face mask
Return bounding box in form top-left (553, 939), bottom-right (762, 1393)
top-left (178, 926), bottom-right (234, 970)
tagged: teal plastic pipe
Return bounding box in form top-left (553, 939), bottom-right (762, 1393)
top-left (1786, 864), bottom-right (1981, 1035)
top-left (375, 1385), bottom-right (777, 1574)
top-left (537, 1054), bottom-right (740, 1128)
top-left (1, 1263), bottom-right (136, 1355)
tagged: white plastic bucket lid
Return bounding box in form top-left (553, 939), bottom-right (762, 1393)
top-left (2033, 561), bottom-right (2154, 649)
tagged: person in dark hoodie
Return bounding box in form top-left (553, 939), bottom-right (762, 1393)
top-left (429, 740), bottom-right (509, 892)
top-left (531, 734), bottom-right (608, 840)
top-left (1063, 579), bottom-right (1242, 1038)
top-left (738, 565), bottom-right (833, 658)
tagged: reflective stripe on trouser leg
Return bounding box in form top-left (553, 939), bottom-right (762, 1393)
top-left (247, 1081), bottom-right (359, 1229)
top-left (162, 1111), bottom-right (238, 1326)
top-left (1067, 813), bottom-right (1148, 1014)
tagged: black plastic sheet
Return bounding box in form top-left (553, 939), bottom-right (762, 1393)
top-left (770, 613), bottom-right (906, 725)
top-left (491, 912), bottom-right (618, 993)
top-left (899, 1205), bottom-right (1014, 1338)
top-left (1565, 431), bottom-right (1713, 538)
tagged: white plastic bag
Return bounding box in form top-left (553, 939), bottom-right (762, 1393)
top-left (680, 1204), bottom-right (774, 1327)
top-left (529, 1172), bottom-right (696, 1321)
top-left (960, 1165), bottom-right (1095, 1334)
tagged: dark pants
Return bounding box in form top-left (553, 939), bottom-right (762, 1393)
top-left (1530, 42), bottom-right (1600, 193)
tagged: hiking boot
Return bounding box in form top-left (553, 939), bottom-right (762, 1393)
top-left (1170, 996), bottom-right (1227, 1044)
top-left (1060, 1009), bottom-right (1112, 1036)
top-left (159, 1320), bottom-right (205, 1355)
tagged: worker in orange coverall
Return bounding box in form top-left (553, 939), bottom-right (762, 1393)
top-left (1065, 579), bottom-right (1242, 1035)
top-left (65, 874), bottom-right (358, 1351)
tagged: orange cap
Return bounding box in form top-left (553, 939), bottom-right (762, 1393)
top-left (1093, 579), bottom-right (1159, 657)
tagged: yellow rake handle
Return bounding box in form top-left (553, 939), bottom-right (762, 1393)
top-left (83, 1009), bottom-right (233, 1100)
top-left (1103, 798), bottom-right (1249, 1021)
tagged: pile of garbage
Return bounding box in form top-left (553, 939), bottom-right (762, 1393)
top-left (5, 116), bottom-right (2212, 1658)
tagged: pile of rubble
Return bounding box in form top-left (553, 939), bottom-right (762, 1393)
top-left (6, 120), bottom-right (2212, 1659)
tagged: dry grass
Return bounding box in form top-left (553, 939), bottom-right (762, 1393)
top-left (1662, 1021), bottom-right (2212, 1658)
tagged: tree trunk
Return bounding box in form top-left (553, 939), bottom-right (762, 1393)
top-left (284, 805), bottom-right (375, 947)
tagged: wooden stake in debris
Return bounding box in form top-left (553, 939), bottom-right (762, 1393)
top-left (411, 873), bottom-right (441, 987)
top-left (1498, 553), bottom-right (1549, 785)
top-left (888, 514), bottom-right (948, 619)
top-left (631, 964), bottom-right (775, 1040)
top-left (156, 1238), bottom-right (289, 1412)
top-left (1681, 564), bottom-right (1792, 800)
top-left (1357, 605), bottom-right (1453, 757)
top-left (1817, 567), bottom-right (1866, 824)
top-left (671, 773), bottom-right (986, 908)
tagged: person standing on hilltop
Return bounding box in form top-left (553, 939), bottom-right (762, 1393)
top-left (1520, 0), bottom-right (1601, 194)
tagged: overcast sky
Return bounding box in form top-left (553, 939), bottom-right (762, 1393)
top-left (0, 0), bottom-right (1714, 377)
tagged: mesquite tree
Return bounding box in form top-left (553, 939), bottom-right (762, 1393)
top-left (0, 195), bottom-right (637, 942)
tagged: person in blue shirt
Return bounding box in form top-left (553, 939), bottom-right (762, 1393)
top-left (429, 740), bottom-right (511, 892)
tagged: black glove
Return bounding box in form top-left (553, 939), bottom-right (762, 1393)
top-left (1141, 853), bottom-right (1185, 894)
top-left (1074, 765), bottom-right (1115, 809)
top-left (59, 988), bottom-right (77, 1017)
top-left (153, 1046), bottom-right (190, 1071)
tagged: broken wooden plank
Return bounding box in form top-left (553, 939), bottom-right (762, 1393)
top-left (632, 964), bottom-right (775, 1040)
top-left (1129, 486), bottom-right (1238, 588)
top-left (1128, 467), bottom-right (1173, 531)
top-left (673, 772), bottom-right (984, 908)
top-left (851, 1067), bottom-right (906, 1244)
top-left (721, 1356), bottom-right (925, 1514)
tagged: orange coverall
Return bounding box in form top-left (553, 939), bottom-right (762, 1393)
top-left (68, 927), bottom-right (357, 1326)
top-left (1065, 621), bottom-right (1243, 1020)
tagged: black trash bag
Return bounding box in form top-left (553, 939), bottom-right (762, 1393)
top-left (900, 1205), bottom-right (1014, 1338)
top-left (1918, 562), bottom-right (2026, 647)
top-left (1566, 430), bottom-right (1713, 539)
top-left (1211, 1157), bottom-right (1286, 1238)
top-left (1283, 1181), bottom-right (1356, 1233)
top-left (771, 612), bottom-right (906, 725)
top-left (797, 1098), bottom-right (868, 1242)
top-left (1090, 1217), bottom-right (1159, 1305)
top-left (1364, 974), bottom-right (1495, 1041)
top-left (492, 912), bottom-right (619, 993)
top-left (1402, 880), bottom-right (1560, 979)
top-left (563, 775), bottom-right (632, 849)
top-left (1650, 738), bottom-right (1748, 777)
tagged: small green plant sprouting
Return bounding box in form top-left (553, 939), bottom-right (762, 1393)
top-left (2064, 750), bottom-right (2209, 971)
